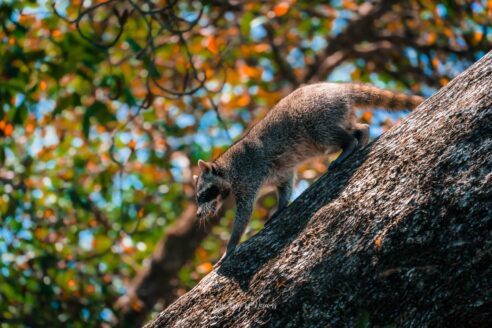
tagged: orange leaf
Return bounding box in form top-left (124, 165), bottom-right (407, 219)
top-left (25, 122), bottom-right (35, 134)
top-left (86, 284), bottom-right (95, 294)
top-left (128, 139), bottom-right (137, 149)
top-left (52, 29), bottom-right (63, 39)
top-left (122, 244), bottom-right (135, 254)
top-left (4, 124), bottom-right (13, 137)
top-left (196, 262), bottom-right (213, 274)
top-left (131, 297), bottom-right (144, 311)
top-left (18, 15), bottom-right (28, 24)
top-left (443, 27), bottom-right (453, 39)
top-left (39, 80), bottom-right (47, 91)
top-left (236, 93), bottom-right (251, 107)
top-left (43, 208), bottom-right (55, 219)
top-left (474, 31), bottom-right (483, 43)
top-left (196, 247), bottom-right (208, 261)
top-left (431, 57), bottom-right (439, 69)
top-left (254, 43), bottom-right (270, 53)
top-left (361, 111), bottom-right (372, 123)
top-left (238, 64), bottom-right (262, 79)
top-left (342, 0), bottom-right (357, 10)
top-left (212, 147), bottom-right (223, 158)
top-left (273, 2), bottom-right (290, 17)
top-left (206, 35), bottom-right (219, 55)
top-left (426, 32), bottom-right (437, 44)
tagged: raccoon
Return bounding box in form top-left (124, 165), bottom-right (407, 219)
top-left (194, 82), bottom-right (423, 267)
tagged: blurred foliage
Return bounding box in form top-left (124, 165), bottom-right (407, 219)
top-left (0, 0), bottom-right (490, 326)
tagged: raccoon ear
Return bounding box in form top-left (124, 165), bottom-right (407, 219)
top-left (198, 159), bottom-right (212, 173)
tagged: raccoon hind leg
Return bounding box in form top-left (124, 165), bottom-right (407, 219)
top-left (326, 127), bottom-right (359, 170)
top-left (353, 123), bottom-right (370, 147)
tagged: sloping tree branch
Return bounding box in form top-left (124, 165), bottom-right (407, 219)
top-left (145, 51), bottom-right (492, 327)
top-left (115, 201), bottom-right (227, 326)
top-left (114, 1), bottom-right (490, 323)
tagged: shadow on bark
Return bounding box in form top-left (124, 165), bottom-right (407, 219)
top-left (215, 145), bottom-right (371, 291)
top-left (143, 51), bottom-right (492, 328)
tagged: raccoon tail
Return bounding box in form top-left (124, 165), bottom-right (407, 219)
top-left (346, 83), bottom-right (424, 111)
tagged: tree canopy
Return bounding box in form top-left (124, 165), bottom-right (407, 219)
top-left (0, 0), bottom-right (490, 326)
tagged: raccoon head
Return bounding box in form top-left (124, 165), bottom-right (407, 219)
top-left (194, 160), bottom-right (231, 219)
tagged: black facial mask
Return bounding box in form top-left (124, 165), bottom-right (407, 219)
top-left (197, 185), bottom-right (220, 203)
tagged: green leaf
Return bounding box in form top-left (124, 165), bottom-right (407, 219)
top-left (53, 93), bottom-right (81, 117)
top-left (24, 50), bottom-right (45, 61)
top-left (94, 235), bottom-right (112, 253)
top-left (0, 146), bottom-right (5, 165)
top-left (82, 101), bottom-right (116, 138)
top-left (124, 88), bottom-right (137, 106)
top-left (10, 102), bottom-right (28, 125)
top-left (126, 38), bottom-right (142, 52)
top-left (240, 12), bottom-right (254, 35)
top-left (93, 102), bottom-right (116, 124)
top-left (82, 110), bottom-right (92, 139)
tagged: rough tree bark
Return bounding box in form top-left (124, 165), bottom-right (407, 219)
top-left (116, 1), bottom-right (491, 322)
top-left (115, 202), bottom-right (225, 326)
top-left (144, 52), bottom-right (492, 327)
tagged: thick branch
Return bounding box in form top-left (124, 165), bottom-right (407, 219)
top-left (115, 202), bottom-right (226, 326)
top-left (114, 2), bottom-right (489, 323)
top-left (146, 51), bottom-right (492, 327)
top-left (264, 24), bottom-right (299, 87)
top-left (302, 0), bottom-right (395, 83)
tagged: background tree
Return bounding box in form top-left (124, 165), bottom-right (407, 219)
top-left (0, 0), bottom-right (490, 326)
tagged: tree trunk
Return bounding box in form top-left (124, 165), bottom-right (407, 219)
top-left (116, 1), bottom-right (490, 322)
top-left (115, 203), bottom-right (223, 326)
top-left (145, 52), bottom-right (492, 327)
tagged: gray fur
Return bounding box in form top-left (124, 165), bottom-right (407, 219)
top-left (194, 82), bottom-right (423, 267)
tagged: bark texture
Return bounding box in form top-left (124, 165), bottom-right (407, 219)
top-left (116, 1), bottom-right (492, 322)
top-left (145, 52), bottom-right (492, 327)
top-left (115, 203), bottom-right (223, 326)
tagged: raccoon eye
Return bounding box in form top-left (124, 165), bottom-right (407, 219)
top-left (198, 185), bottom-right (219, 203)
